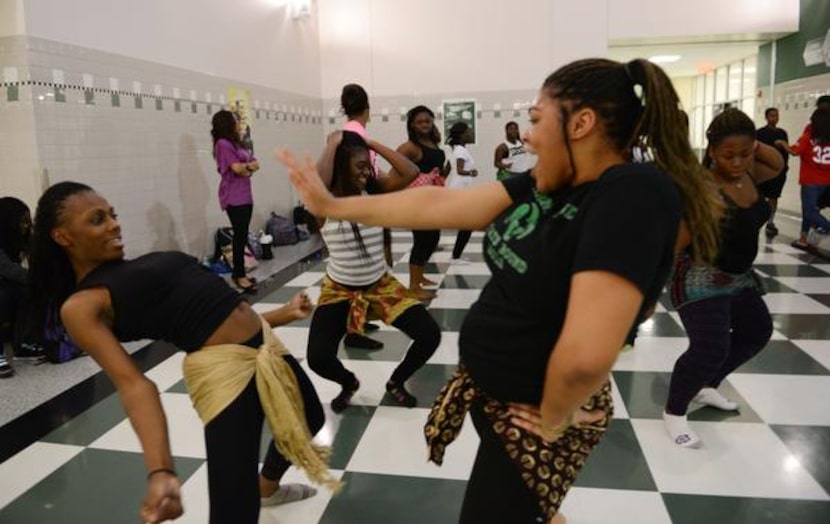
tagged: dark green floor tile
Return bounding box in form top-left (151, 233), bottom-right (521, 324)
top-left (320, 472), bottom-right (466, 524)
top-left (772, 314), bottom-right (830, 340)
top-left (575, 419), bottom-right (657, 491)
top-left (807, 294), bottom-right (830, 309)
top-left (380, 363), bottom-right (458, 408)
top-left (167, 379), bottom-right (188, 393)
top-left (429, 308), bottom-right (469, 331)
top-left (771, 425), bottom-right (830, 494)
top-left (341, 331), bottom-right (413, 362)
top-left (612, 371), bottom-right (763, 422)
top-left (755, 264), bottom-right (830, 277)
top-left (40, 394), bottom-right (126, 446)
top-left (760, 277), bottom-right (798, 293)
top-left (0, 449), bottom-right (202, 523)
top-left (735, 340), bottom-right (830, 375)
top-left (662, 493), bottom-right (830, 524)
top-left (327, 406), bottom-right (375, 469)
top-left (260, 285), bottom-right (315, 303)
top-left (637, 313), bottom-right (687, 337)
top-left (440, 274), bottom-right (492, 289)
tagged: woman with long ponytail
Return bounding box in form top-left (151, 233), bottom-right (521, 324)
top-left (280, 58), bottom-right (720, 522)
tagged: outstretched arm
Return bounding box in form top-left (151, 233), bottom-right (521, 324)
top-left (278, 149), bottom-right (512, 231)
top-left (61, 289), bottom-right (182, 524)
top-left (260, 291), bottom-right (314, 327)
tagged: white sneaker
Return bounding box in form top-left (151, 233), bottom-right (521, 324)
top-left (693, 387), bottom-right (739, 411)
top-left (0, 355), bottom-right (14, 378)
top-left (663, 411), bottom-right (701, 448)
top-left (450, 257), bottom-right (470, 265)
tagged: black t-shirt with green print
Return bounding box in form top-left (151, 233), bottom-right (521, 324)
top-left (459, 165), bottom-right (682, 404)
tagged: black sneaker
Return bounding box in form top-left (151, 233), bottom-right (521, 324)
top-left (15, 343), bottom-right (46, 362)
top-left (765, 222), bottom-right (778, 236)
top-left (386, 380), bottom-right (417, 408)
top-left (344, 333), bottom-right (384, 350)
top-left (363, 322), bottom-right (381, 333)
top-left (331, 376), bottom-right (360, 413)
top-left (0, 355), bottom-right (14, 378)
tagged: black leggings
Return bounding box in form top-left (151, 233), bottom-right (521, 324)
top-left (452, 231), bottom-right (472, 259)
top-left (666, 289), bottom-right (772, 415)
top-left (460, 402), bottom-right (544, 523)
top-left (409, 229), bottom-right (440, 266)
top-left (203, 349), bottom-right (324, 524)
top-left (307, 300), bottom-right (440, 386)
top-left (226, 204), bottom-right (253, 278)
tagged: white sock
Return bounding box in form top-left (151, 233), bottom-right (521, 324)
top-left (663, 412), bottom-right (701, 448)
top-left (693, 387), bottom-right (739, 411)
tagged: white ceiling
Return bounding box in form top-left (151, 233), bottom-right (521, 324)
top-left (608, 38), bottom-right (779, 78)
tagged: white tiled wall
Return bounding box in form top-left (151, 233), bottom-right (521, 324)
top-left (764, 72), bottom-right (830, 216)
top-left (1, 36), bottom-right (323, 258)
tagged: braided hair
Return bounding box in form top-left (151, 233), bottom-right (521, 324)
top-left (24, 181), bottom-right (93, 343)
top-left (542, 58), bottom-right (721, 263)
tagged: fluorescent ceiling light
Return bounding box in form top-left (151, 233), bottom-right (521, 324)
top-left (649, 55), bottom-right (682, 64)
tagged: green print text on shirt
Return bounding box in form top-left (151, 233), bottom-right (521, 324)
top-left (486, 192), bottom-right (575, 274)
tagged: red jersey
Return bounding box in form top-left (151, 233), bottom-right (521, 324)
top-left (792, 128), bottom-right (830, 185)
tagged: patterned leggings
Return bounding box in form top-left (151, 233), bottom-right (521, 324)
top-left (460, 382), bottom-right (613, 523)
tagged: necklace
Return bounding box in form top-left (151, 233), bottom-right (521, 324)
top-left (721, 173), bottom-right (744, 189)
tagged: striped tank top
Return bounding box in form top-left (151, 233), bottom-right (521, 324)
top-left (321, 219), bottom-right (387, 286)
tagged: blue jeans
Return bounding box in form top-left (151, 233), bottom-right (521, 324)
top-left (800, 185), bottom-right (830, 234)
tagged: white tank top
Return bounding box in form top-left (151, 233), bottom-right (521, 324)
top-left (503, 139), bottom-right (530, 173)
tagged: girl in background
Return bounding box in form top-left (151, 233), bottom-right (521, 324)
top-left (447, 122), bottom-right (478, 264)
top-left (308, 131), bottom-right (440, 412)
top-left (212, 109), bottom-right (260, 293)
top-left (665, 108), bottom-right (784, 448)
top-left (397, 106), bottom-right (451, 300)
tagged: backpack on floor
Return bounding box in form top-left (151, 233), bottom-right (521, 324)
top-left (42, 315), bottom-right (83, 364)
top-left (265, 213), bottom-right (299, 246)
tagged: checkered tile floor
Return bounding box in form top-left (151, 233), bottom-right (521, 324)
top-left (2, 231), bottom-right (830, 523)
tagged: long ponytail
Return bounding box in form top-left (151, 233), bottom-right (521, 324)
top-left (543, 58), bottom-right (721, 263)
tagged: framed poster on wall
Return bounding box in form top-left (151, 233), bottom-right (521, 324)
top-left (442, 99), bottom-right (477, 144)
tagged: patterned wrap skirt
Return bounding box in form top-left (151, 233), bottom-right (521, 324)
top-left (424, 365), bottom-right (613, 521)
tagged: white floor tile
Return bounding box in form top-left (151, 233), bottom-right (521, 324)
top-left (559, 488), bottom-right (672, 524)
top-left (766, 243), bottom-right (808, 255)
top-left (753, 253), bottom-right (807, 265)
top-left (762, 293), bottom-right (830, 314)
top-left (632, 419), bottom-right (829, 500)
top-left (0, 442), bottom-right (85, 509)
top-left (346, 406), bottom-right (479, 480)
top-left (428, 331), bottom-right (460, 365)
top-left (792, 339), bottom-right (830, 372)
top-left (89, 393), bottom-right (206, 458)
top-left (145, 353), bottom-right (186, 392)
top-left (612, 337), bottom-right (688, 372)
top-left (271, 326), bottom-right (311, 359)
top-left (728, 374), bottom-right (830, 426)
top-left (446, 262), bottom-right (491, 275)
top-left (284, 272), bottom-right (326, 287)
top-left (427, 289), bottom-right (482, 309)
top-left (302, 360), bottom-right (400, 408)
top-left (772, 277), bottom-right (830, 294)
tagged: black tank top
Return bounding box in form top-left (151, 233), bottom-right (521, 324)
top-left (415, 143), bottom-right (446, 173)
top-left (79, 251), bottom-right (243, 352)
top-left (715, 188), bottom-right (771, 274)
